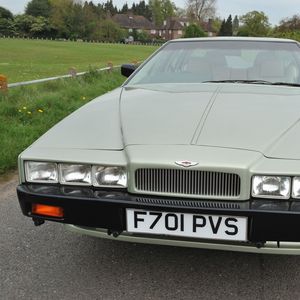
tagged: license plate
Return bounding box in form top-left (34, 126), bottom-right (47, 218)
top-left (126, 209), bottom-right (247, 242)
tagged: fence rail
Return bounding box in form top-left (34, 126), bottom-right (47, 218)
top-left (7, 65), bottom-right (122, 88)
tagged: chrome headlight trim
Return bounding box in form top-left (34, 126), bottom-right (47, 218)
top-left (59, 163), bottom-right (92, 186)
top-left (251, 175), bottom-right (291, 199)
top-left (25, 161), bottom-right (58, 184)
top-left (24, 161), bottom-right (127, 188)
top-left (92, 165), bottom-right (127, 188)
top-left (292, 177), bottom-right (300, 199)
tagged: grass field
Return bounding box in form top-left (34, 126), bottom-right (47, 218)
top-left (0, 38), bottom-right (158, 83)
top-left (0, 70), bottom-right (125, 174)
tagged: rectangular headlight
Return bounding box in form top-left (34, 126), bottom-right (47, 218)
top-left (252, 175), bottom-right (291, 199)
top-left (59, 164), bottom-right (91, 185)
top-left (25, 161), bottom-right (58, 183)
top-left (93, 166), bottom-right (127, 188)
top-left (292, 177), bottom-right (300, 199)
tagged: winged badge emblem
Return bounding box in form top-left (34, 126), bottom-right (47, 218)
top-left (175, 161), bottom-right (199, 168)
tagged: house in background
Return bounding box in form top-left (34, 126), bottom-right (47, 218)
top-left (113, 13), bottom-right (188, 40)
top-left (201, 19), bottom-right (216, 37)
top-left (112, 13), bottom-right (155, 36)
top-left (157, 17), bottom-right (189, 40)
top-left (113, 13), bottom-right (216, 41)
top-left (154, 18), bottom-right (216, 40)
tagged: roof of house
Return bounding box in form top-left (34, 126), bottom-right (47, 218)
top-left (112, 14), bottom-right (154, 30)
top-left (161, 17), bottom-right (216, 33)
top-left (161, 19), bottom-right (184, 30)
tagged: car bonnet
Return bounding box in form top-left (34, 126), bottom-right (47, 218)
top-left (120, 83), bottom-right (300, 159)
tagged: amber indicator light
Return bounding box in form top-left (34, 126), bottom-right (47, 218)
top-left (32, 203), bottom-right (64, 218)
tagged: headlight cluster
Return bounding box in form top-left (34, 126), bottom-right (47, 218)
top-left (25, 161), bottom-right (127, 188)
top-left (252, 175), bottom-right (300, 199)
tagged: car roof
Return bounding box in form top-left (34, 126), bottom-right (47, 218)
top-left (170, 37), bottom-right (298, 43)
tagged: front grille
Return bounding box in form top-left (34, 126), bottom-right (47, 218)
top-left (135, 169), bottom-right (241, 197)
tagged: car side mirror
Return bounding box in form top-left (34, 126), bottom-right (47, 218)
top-left (121, 64), bottom-right (136, 78)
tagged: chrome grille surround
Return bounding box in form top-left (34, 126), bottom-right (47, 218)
top-left (135, 168), bottom-right (241, 198)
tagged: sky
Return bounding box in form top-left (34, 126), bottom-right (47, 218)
top-left (0, 0), bottom-right (299, 25)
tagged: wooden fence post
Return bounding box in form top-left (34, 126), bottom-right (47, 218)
top-left (68, 68), bottom-right (77, 77)
top-left (107, 61), bottom-right (113, 73)
top-left (0, 74), bottom-right (8, 93)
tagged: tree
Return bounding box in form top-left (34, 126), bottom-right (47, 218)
top-left (233, 15), bottom-right (239, 35)
top-left (218, 15), bottom-right (232, 36)
top-left (14, 14), bottom-right (35, 36)
top-left (0, 6), bottom-right (13, 19)
top-left (149, 0), bottom-right (163, 25)
top-left (271, 15), bottom-right (300, 41)
top-left (49, 0), bottom-right (74, 38)
top-left (238, 11), bottom-right (270, 37)
top-left (98, 19), bottom-right (126, 41)
top-left (161, 0), bottom-right (176, 19)
top-left (211, 17), bottom-right (222, 32)
top-left (186, 0), bottom-right (216, 22)
top-left (1, 0), bottom-right (182, 41)
top-left (26, 0), bottom-right (51, 18)
top-left (95, 3), bottom-right (106, 18)
top-left (13, 14), bottom-right (53, 38)
top-left (218, 19), bottom-right (226, 36)
top-left (149, 0), bottom-right (176, 25)
top-left (184, 23), bottom-right (207, 37)
top-left (133, 1), bottom-right (152, 19)
top-left (120, 3), bottom-right (129, 14)
top-left (82, 1), bottom-right (98, 39)
top-left (103, 0), bottom-right (118, 15)
top-left (277, 15), bottom-right (300, 32)
top-left (30, 16), bottom-right (51, 37)
top-left (175, 7), bottom-right (187, 18)
top-left (0, 6), bottom-right (14, 36)
top-left (226, 14), bottom-right (233, 36)
top-left (0, 18), bottom-right (16, 36)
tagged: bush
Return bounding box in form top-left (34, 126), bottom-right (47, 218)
top-left (270, 30), bottom-right (300, 42)
top-left (136, 30), bottom-right (150, 42)
top-left (183, 24), bottom-right (207, 38)
top-left (97, 19), bottom-right (126, 42)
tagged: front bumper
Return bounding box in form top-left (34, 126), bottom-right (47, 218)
top-left (17, 184), bottom-right (300, 252)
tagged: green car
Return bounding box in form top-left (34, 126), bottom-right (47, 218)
top-left (17, 37), bottom-right (300, 254)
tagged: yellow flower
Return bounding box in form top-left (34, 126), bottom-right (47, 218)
top-left (23, 106), bottom-right (27, 110)
top-left (27, 111), bottom-right (32, 115)
top-left (38, 109), bottom-right (43, 113)
top-left (18, 109), bottom-right (22, 113)
top-left (82, 96), bottom-right (86, 100)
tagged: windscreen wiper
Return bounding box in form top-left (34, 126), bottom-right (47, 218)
top-left (203, 79), bottom-right (272, 84)
top-left (203, 80), bottom-right (300, 87)
top-left (270, 82), bottom-right (300, 87)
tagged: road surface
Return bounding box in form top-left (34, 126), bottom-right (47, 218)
top-left (1, 176), bottom-right (300, 299)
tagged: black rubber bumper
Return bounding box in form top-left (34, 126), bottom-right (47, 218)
top-left (17, 184), bottom-right (300, 243)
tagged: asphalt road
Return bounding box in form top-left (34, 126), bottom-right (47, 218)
top-left (2, 177), bottom-right (300, 300)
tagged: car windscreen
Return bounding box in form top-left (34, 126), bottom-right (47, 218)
top-left (127, 40), bottom-right (300, 85)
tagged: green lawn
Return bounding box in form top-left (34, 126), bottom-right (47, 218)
top-left (0, 70), bottom-right (125, 174)
top-left (0, 38), bottom-right (157, 83)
